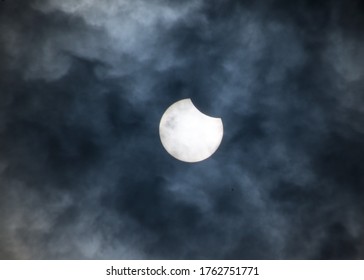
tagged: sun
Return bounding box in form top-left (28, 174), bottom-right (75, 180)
top-left (159, 98), bottom-right (223, 163)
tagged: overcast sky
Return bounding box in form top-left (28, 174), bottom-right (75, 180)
top-left (0, 0), bottom-right (363, 259)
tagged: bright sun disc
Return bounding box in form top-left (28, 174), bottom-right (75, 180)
top-left (159, 98), bottom-right (223, 163)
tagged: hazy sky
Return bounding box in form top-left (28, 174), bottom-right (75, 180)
top-left (0, 0), bottom-right (363, 259)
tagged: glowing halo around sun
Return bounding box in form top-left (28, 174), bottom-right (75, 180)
top-left (159, 98), bottom-right (224, 163)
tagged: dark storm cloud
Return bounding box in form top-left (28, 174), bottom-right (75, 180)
top-left (0, 0), bottom-right (363, 259)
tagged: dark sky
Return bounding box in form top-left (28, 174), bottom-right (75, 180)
top-left (0, 0), bottom-right (363, 259)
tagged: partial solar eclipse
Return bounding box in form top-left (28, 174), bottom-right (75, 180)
top-left (159, 98), bottom-right (223, 163)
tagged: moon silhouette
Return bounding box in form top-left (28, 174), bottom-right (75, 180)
top-left (159, 98), bottom-right (223, 163)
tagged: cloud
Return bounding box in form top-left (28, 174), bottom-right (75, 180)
top-left (0, 0), bottom-right (363, 259)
